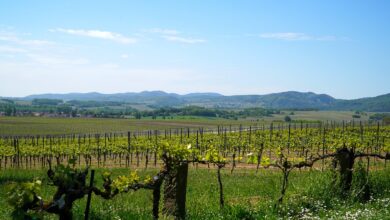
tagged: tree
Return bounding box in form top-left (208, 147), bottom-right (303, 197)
top-left (384, 116), bottom-right (390, 125)
top-left (135, 112), bottom-right (142, 119)
top-left (71, 109), bottom-right (78, 117)
top-left (5, 105), bottom-right (13, 116)
top-left (284, 115), bottom-right (292, 122)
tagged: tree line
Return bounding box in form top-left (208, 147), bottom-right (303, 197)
top-left (0, 99), bottom-right (279, 119)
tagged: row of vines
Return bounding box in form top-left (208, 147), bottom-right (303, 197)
top-left (2, 121), bottom-right (390, 219)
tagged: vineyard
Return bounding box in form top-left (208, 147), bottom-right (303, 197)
top-left (1, 121), bottom-right (390, 219)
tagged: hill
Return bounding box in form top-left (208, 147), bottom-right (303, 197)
top-left (4, 91), bottom-right (390, 112)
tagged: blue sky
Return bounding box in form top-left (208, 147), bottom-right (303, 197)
top-left (0, 0), bottom-right (389, 99)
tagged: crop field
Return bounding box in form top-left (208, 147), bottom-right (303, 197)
top-left (0, 116), bottom-right (252, 136)
top-left (276, 110), bottom-right (371, 122)
top-left (0, 119), bottom-right (389, 219)
top-left (0, 111), bottom-right (371, 136)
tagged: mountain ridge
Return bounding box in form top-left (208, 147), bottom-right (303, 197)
top-left (3, 91), bottom-right (390, 112)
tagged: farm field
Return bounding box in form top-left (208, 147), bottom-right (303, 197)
top-left (0, 110), bottom-right (373, 136)
top-left (276, 110), bottom-right (371, 122)
top-left (0, 121), bottom-right (389, 219)
top-left (0, 116), bottom-right (248, 136)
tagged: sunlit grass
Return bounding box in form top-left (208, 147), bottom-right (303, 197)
top-left (1, 167), bottom-right (390, 219)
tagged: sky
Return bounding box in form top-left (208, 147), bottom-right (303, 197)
top-left (0, 0), bottom-right (389, 99)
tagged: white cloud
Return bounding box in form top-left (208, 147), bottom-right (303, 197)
top-left (26, 53), bottom-right (89, 65)
top-left (147, 28), bottom-right (180, 35)
top-left (121, 54), bottom-right (129, 59)
top-left (260, 32), bottom-right (310, 41)
top-left (259, 32), bottom-right (337, 41)
top-left (145, 28), bottom-right (206, 44)
top-left (316, 35), bottom-right (338, 41)
top-left (51, 28), bottom-right (137, 44)
top-left (0, 32), bottom-right (54, 46)
top-left (163, 35), bottom-right (206, 44)
top-left (0, 30), bottom-right (89, 66)
top-left (0, 45), bottom-right (27, 53)
top-left (99, 63), bottom-right (119, 69)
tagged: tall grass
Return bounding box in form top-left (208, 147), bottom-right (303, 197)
top-left (1, 167), bottom-right (390, 219)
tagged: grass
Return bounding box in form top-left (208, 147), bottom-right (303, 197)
top-left (1, 166), bottom-right (390, 219)
top-left (0, 116), bottom-right (252, 136)
top-left (0, 110), bottom-right (377, 136)
top-left (273, 110), bottom-right (372, 122)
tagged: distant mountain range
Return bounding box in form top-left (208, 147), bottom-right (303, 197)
top-left (6, 91), bottom-right (390, 112)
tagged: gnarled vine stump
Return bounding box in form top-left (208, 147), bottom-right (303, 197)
top-left (163, 162), bottom-right (188, 219)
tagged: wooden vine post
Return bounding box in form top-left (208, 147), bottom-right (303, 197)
top-left (162, 162), bottom-right (189, 219)
top-left (84, 169), bottom-right (95, 220)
